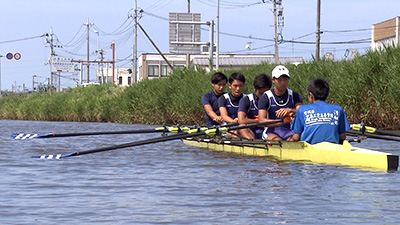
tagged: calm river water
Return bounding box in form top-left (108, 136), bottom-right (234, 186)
top-left (1, 120), bottom-right (399, 224)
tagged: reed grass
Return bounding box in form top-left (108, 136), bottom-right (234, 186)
top-left (0, 46), bottom-right (399, 129)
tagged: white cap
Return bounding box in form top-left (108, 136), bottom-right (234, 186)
top-left (272, 65), bottom-right (290, 78)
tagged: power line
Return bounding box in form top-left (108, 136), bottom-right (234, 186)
top-left (0, 34), bottom-right (48, 45)
top-left (284, 38), bottom-right (371, 45)
top-left (92, 18), bottom-right (133, 36)
top-left (195, 0), bottom-right (263, 9)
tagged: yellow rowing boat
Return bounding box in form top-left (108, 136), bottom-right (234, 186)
top-left (182, 136), bottom-right (399, 171)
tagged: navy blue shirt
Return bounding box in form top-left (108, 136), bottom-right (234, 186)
top-left (258, 88), bottom-right (302, 111)
top-left (218, 92), bottom-right (244, 120)
top-left (202, 91), bottom-right (224, 126)
top-left (238, 93), bottom-right (258, 118)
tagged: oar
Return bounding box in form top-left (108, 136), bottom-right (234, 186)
top-left (12, 126), bottom-right (194, 140)
top-left (31, 119), bottom-right (284, 160)
top-left (351, 124), bottom-right (400, 137)
top-left (346, 130), bottom-right (400, 142)
top-left (32, 131), bottom-right (207, 159)
top-left (12, 123), bottom-right (242, 140)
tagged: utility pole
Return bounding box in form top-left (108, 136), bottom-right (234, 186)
top-left (99, 50), bottom-right (105, 83)
top-left (111, 42), bottom-right (115, 84)
top-left (49, 27), bottom-right (55, 87)
top-left (216, 0), bottom-right (220, 70)
top-left (273, 0), bottom-right (278, 64)
top-left (209, 20), bottom-right (214, 71)
top-left (316, 0), bottom-right (321, 60)
top-left (187, 0), bottom-right (190, 13)
top-left (133, 0), bottom-right (138, 84)
top-left (32, 75), bottom-right (36, 92)
top-left (83, 18), bottom-right (93, 83)
top-left (94, 30), bottom-right (100, 77)
top-left (138, 23), bottom-right (174, 71)
top-left (0, 54), bottom-right (3, 97)
top-left (265, 0), bottom-right (284, 64)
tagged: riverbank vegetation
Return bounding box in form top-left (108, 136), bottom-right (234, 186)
top-left (0, 46), bottom-right (399, 129)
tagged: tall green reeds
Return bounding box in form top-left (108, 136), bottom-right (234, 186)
top-left (0, 46), bottom-right (399, 129)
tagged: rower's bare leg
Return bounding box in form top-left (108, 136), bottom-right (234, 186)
top-left (266, 134), bottom-right (282, 141)
top-left (238, 128), bottom-right (255, 140)
top-left (286, 136), bottom-right (294, 141)
top-left (226, 130), bottom-right (239, 138)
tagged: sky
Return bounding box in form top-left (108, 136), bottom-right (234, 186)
top-left (0, 0), bottom-right (399, 92)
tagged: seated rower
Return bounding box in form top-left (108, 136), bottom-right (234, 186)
top-left (237, 74), bottom-right (272, 139)
top-left (201, 72), bottom-right (228, 127)
top-left (218, 72), bottom-right (246, 137)
top-left (258, 65), bottom-right (303, 141)
top-left (291, 78), bottom-right (350, 144)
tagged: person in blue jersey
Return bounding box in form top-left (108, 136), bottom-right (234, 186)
top-left (291, 78), bottom-right (350, 144)
top-left (258, 65), bottom-right (303, 141)
top-left (237, 74), bottom-right (272, 139)
top-left (201, 72), bottom-right (228, 127)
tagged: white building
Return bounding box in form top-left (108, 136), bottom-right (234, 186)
top-left (372, 17), bottom-right (400, 50)
top-left (96, 67), bottom-right (132, 86)
top-left (137, 53), bottom-right (304, 81)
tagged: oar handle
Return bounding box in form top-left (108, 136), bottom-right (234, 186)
top-left (228, 119), bottom-right (284, 131)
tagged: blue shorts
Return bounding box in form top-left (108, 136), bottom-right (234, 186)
top-left (262, 126), bottom-right (294, 140)
top-left (251, 127), bottom-right (264, 140)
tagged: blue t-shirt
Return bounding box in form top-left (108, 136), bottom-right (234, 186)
top-left (201, 91), bottom-right (224, 126)
top-left (291, 101), bottom-right (350, 144)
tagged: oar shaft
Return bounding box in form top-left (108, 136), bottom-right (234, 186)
top-left (351, 124), bottom-right (400, 137)
top-left (32, 131), bottom-right (206, 159)
top-left (375, 129), bottom-right (400, 137)
top-left (347, 130), bottom-right (400, 142)
top-left (228, 119), bottom-right (283, 131)
top-left (76, 132), bottom-right (201, 156)
top-left (31, 121), bottom-right (285, 160)
top-left (52, 129), bottom-right (167, 138)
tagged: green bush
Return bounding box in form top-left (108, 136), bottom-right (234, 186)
top-left (0, 46), bottom-right (399, 129)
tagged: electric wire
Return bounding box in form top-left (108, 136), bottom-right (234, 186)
top-left (0, 34), bottom-right (48, 45)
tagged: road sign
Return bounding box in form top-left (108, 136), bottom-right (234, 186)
top-left (14, 52), bottom-right (21, 60)
top-left (6, 52), bottom-right (13, 60)
top-left (51, 56), bottom-right (75, 73)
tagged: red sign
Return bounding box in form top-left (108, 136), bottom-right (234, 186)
top-left (6, 52), bottom-right (13, 60)
top-left (14, 52), bottom-right (21, 60)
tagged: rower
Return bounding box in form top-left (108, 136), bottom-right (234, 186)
top-left (218, 72), bottom-right (246, 137)
top-left (237, 74), bottom-right (272, 139)
top-left (258, 65), bottom-right (303, 141)
top-left (201, 72), bottom-right (228, 127)
top-left (291, 78), bottom-right (350, 144)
